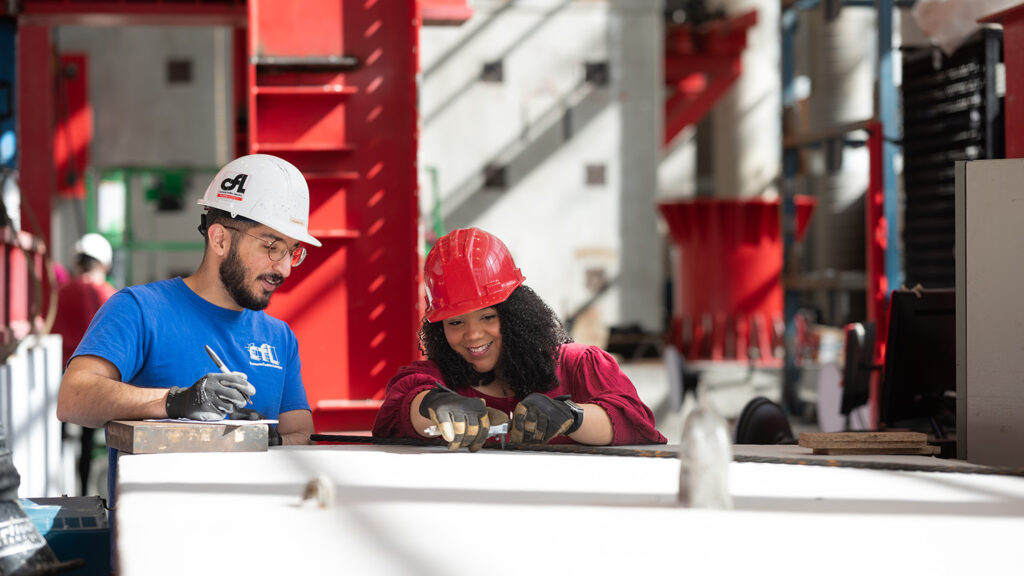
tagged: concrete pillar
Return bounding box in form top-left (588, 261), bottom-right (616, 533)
top-left (610, 0), bottom-right (663, 331)
top-left (804, 7), bottom-right (876, 321)
top-left (709, 0), bottom-right (780, 199)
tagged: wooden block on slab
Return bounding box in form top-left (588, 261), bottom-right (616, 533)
top-left (799, 431), bottom-right (928, 449)
top-left (107, 420), bottom-right (268, 455)
top-left (798, 431), bottom-right (940, 455)
top-left (811, 446), bottom-right (941, 456)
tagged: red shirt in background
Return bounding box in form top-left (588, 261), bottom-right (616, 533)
top-left (53, 276), bottom-right (117, 367)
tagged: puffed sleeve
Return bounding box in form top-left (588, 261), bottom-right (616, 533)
top-left (372, 361), bottom-right (444, 439)
top-left (558, 343), bottom-right (667, 445)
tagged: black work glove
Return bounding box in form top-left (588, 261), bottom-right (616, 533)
top-left (229, 408), bottom-right (282, 446)
top-left (165, 372), bottom-right (255, 421)
top-left (228, 407), bottom-right (263, 421)
top-left (509, 394), bottom-right (583, 445)
top-left (418, 384), bottom-right (491, 452)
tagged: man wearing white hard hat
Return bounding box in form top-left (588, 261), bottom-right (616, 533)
top-left (53, 233), bottom-right (117, 494)
top-left (54, 233), bottom-right (116, 368)
top-left (57, 154), bottom-right (320, 445)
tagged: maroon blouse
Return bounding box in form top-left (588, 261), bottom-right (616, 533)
top-left (372, 342), bottom-right (667, 445)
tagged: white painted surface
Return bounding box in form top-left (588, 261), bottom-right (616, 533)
top-left (56, 26), bottom-right (232, 168)
top-left (117, 445), bottom-right (1023, 575)
top-left (0, 335), bottom-right (66, 497)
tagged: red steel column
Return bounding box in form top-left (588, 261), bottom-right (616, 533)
top-left (249, 0), bottom-right (420, 431)
top-left (17, 26), bottom-right (54, 245)
top-left (866, 122), bottom-right (887, 428)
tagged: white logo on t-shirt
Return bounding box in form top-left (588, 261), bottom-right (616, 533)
top-left (247, 343), bottom-right (282, 369)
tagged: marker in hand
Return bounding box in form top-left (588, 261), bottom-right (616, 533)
top-left (205, 345), bottom-right (253, 405)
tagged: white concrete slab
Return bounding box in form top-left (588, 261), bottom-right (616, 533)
top-left (116, 445), bottom-right (1024, 575)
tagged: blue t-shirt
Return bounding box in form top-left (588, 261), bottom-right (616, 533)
top-left (73, 277), bottom-right (309, 419)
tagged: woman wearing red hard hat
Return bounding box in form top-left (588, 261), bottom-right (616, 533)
top-left (372, 227), bottom-right (666, 451)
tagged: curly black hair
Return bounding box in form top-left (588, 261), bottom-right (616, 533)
top-left (420, 285), bottom-right (573, 398)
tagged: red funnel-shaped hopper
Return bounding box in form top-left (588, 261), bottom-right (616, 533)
top-left (658, 196), bottom-right (815, 364)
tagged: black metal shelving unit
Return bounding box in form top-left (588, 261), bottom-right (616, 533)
top-left (901, 29), bottom-right (1004, 289)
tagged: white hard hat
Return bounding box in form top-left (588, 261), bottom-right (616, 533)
top-left (74, 233), bottom-right (113, 268)
top-left (197, 154), bottom-right (321, 247)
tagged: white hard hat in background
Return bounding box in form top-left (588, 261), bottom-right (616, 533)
top-left (197, 154), bottom-right (322, 247)
top-left (74, 233), bottom-right (113, 268)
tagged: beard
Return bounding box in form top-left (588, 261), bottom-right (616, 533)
top-left (219, 244), bottom-right (283, 311)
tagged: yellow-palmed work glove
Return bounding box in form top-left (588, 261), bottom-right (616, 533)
top-left (418, 384), bottom-right (491, 452)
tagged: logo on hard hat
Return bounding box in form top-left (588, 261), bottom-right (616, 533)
top-left (217, 172), bottom-right (249, 201)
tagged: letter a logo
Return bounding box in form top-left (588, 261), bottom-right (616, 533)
top-left (216, 172), bottom-right (248, 201)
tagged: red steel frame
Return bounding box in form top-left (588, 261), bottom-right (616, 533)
top-left (0, 229), bottom-right (47, 357)
top-left (55, 53), bottom-right (91, 199)
top-left (865, 122), bottom-right (887, 428)
top-left (17, 0), bottom-right (422, 431)
top-left (17, 25), bottom-right (53, 248)
top-left (420, 0), bottom-right (472, 25)
top-left (16, 1), bottom-right (245, 25)
top-left (248, 0), bottom-right (421, 431)
top-left (15, 25), bottom-right (56, 335)
top-left (663, 10), bottom-right (757, 147)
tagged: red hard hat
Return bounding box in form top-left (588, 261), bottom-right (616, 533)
top-left (424, 228), bottom-right (526, 323)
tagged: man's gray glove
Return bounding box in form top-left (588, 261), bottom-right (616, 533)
top-left (509, 393), bottom-right (583, 445)
top-left (165, 372), bottom-right (255, 421)
top-left (418, 384), bottom-right (491, 452)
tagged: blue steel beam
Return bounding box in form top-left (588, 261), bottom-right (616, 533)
top-left (780, 0), bottom-right (907, 412)
top-left (781, 0), bottom-right (815, 413)
top-left (0, 19), bottom-right (15, 171)
top-left (877, 0), bottom-right (902, 294)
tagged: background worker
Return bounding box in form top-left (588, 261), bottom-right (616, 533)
top-left (52, 232), bottom-right (117, 494)
top-left (373, 227), bottom-right (667, 451)
top-left (57, 154), bottom-right (320, 445)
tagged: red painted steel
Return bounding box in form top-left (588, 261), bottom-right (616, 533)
top-left (663, 10), bottom-right (757, 147)
top-left (659, 197), bottom-right (814, 365)
top-left (980, 5), bottom-right (1024, 158)
top-left (0, 231), bottom-right (6, 351)
top-left (865, 123), bottom-right (887, 332)
top-left (251, 1), bottom-right (345, 60)
top-left (866, 122), bottom-right (887, 428)
top-left (249, 0), bottom-right (421, 431)
top-left (18, 27), bottom-right (62, 329)
top-left (18, 26), bottom-right (54, 248)
top-left (54, 54), bottom-right (91, 199)
top-left (420, 0), bottom-right (473, 25)
top-left (19, 1), bottom-right (245, 18)
top-left (1, 228), bottom-right (48, 358)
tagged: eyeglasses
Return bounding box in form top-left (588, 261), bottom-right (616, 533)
top-left (221, 225), bottom-right (307, 267)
